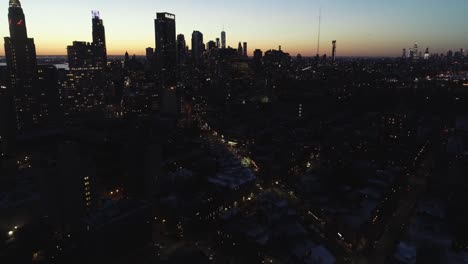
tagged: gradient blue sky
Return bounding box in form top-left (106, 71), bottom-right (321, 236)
top-left (1, 0), bottom-right (467, 56)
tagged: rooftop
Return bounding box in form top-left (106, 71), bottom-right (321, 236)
top-left (9, 0), bottom-right (21, 8)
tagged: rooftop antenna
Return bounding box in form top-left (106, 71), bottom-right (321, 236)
top-left (91, 10), bottom-right (100, 19)
top-left (316, 7), bottom-right (322, 56)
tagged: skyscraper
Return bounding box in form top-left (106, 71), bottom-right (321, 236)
top-left (65, 12), bottom-right (109, 114)
top-left (177, 34), bottom-right (186, 65)
top-left (67, 41), bottom-right (102, 69)
top-left (192, 31), bottom-right (204, 64)
top-left (243, 42), bottom-right (248, 57)
top-left (221, 31), bottom-right (226, 49)
top-left (216, 38), bottom-right (220, 48)
top-left (124, 51), bottom-right (130, 67)
top-left (413, 42), bottom-right (419, 60)
top-left (155, 12), bottom-right (178, 117)
top-left (447, 50), bottom-right (453, 57)
top-left (4, 0), bottom-right (38, 132)
top-left (331, 40), bottom-right (337, 64)
top-left (254, 49), bottom-right (263, 60)
top-left (155, 12), bottom-right (177, 73)
top-left (146, 47), bottom-right (154, 62)
top-left (424, 47), bottom-right (430, 60)
top-left (67, 12), bottom-right (107, 70)
top-left (238, 42), bottom-right (243, 57)
top-left (409, 49), bottom-right (414, 60)
top-left (66, 41), bottom-right (106, 113)
top-left (92, 10), bottom-right (107, 66)
top-left (207, 41), bottom-right (216, 52)
top-left (253, 49), bottom-right (263, 67)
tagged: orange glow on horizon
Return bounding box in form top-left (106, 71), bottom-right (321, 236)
top-left (0, 29), bottom-right (456, 58)
top-left (0, 44), bottom-right (404, 58)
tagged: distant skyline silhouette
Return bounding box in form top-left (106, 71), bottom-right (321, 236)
top-left (1, 0), bottom-right (467, 57)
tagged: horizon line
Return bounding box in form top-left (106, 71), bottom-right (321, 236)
top-left (0, 54), bottom-right (400, 59)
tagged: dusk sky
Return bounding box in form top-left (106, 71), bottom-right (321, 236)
top-left (1, 0), bottom-right (467, 57)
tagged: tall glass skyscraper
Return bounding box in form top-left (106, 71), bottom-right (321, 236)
top-left (92, 10), bottom-right (107, 66)
top-left (221, 31), bottom-right (226, 49)
top-left (155, 12), bottom-right (178, 117)
top-left (177, 34), bottom-right (186, 65)
top-left (155, 12), bottom-right (177, 73)
top-left (192, 31), bottom-right (204, 64)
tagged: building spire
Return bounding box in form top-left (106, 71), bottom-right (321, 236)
top-left (91, 10), bottom-right (100, 19)
top-left (9, 0), bottom-right (21, 8)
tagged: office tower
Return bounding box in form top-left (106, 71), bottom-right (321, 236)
top-left (264, 49), bottom-right (291, 65)
top-left (177, 34), bottom-right (186, 64)
top-left (155, 12), bottom-right (178, 117)
top-left (254, 49), bottom-right (263, 61)
top-left (207, 40), bottom-right (216, 52)
top-left (66, 42), bottom-right (106, 114)
top-left (155, 12), bottom-right (177, 73)
top-left (409, 49), bottom-right (414, 60)
top-left (331, 40), bottom-right (337, 63)
top-left (67, 12), bottom-right (107, 70)
top-left (146, 47), bottom-right (154, 62)
top-left (66, 32), bottom-right (107, 114)
top-left (221, 30), bottom-right (226, 49)
top-left (124, 51), bottom-right (130, 67)
top-left (191, 31), bottom-right (204, 64)
top-left (92, 11), bottom-right (107, 66)
top-left (402, 48), bottom-right (407, 58)
top-left (238, 42), bottom-right (243, 57)
top-left (413, 42), bottom-right (419, 60)
top-left (67, 41), bottom-right (103, 69)
top-left (447, 50), bottom-right (453, 59)
top-left (424, 48), bottom-right (430, 60)
top-left (297, 53), bottom-right (303, 62)
top-left (105, 61), bottom-right (124, 106)
top-left (243, 42), bottom-right (248, 57)
top-left (4, 0), bottom-right (38, 132)
top-left (253, 49), bottom-right (263, 67)
top-left (216, 38), bottom-right (220, 48)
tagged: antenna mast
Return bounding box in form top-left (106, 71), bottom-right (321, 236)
top-left (316, 8), bottom-right (322, 56)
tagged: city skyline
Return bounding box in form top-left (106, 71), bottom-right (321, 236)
top-left (0, 0), bottom-right (467, 57)
top-left (2, 1), bottom-right (468, 264)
